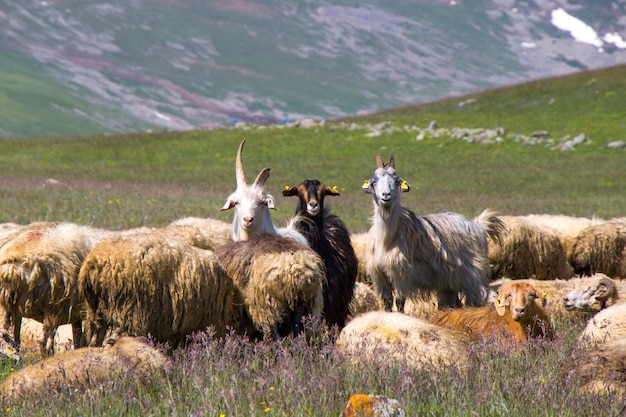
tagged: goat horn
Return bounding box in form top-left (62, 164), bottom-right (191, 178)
top-left (253, 167), bottom-right (271, 187)
top-left (376, 154), bottom-right (384, 168)
top-left (388, 155), bottom-right (395, 169)
top-left (236, 139), bottom-right (247, 186)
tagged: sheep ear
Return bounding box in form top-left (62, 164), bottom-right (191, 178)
top-left (282, 186), bottom-right (298, 197)
top-left (495, 298), bottom-right (506, 316)
top-left (324, 185), bottom-right (340, 197)
top-left (362, 180), bottom-right (373, 194)
top-left (221, 199), bottom-right (236, 211)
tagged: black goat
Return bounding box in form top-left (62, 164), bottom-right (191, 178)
top-left (283, 180), bottom-right (358, 329)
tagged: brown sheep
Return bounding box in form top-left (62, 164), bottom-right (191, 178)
top-left (432, 281), bottom-right (555, 343)
top-left (214, 233), bottom-right (326, 339)
top-left (336, 311), bottom-right (470, 370)
top-left (79, 231), bottom-right (234, 348)
top-left (488, 215), bottom-right (573, 281)
top-left (0, 336), bottom-right (167, 402)
top-left (568, 218), bottom-right (626, 278)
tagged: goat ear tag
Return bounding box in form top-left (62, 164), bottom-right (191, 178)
top-left (496, 298), bottom-right (504, 307)
top-left (362, 180), bottom-right (370, 189)
top-left (332, 185), bottom-right (338, 192)
top-left (401, 180), bottom-right (410, 191)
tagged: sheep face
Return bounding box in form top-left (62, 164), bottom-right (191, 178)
top-left (563, 276), bottom-right (616, 313)
top-left (362, 155), bottom-right (410, 208)
top-left (495, 283), bottom-right (545, 322)
top-left (221, 140), bottom-right (277, 241)
top-left (283, 179), bottom-right (339, 217)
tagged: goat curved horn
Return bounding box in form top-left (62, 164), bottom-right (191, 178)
top-left (388, 155), bottom-right (395, 168)
top-left (236, 139), bottom-right (247, 186)
top-left (376, 154), bottom-right (384, 168)
top-left (253, 167), bottom-right (271, 187)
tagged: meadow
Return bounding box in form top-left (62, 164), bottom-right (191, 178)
top-left (0, 64), bottom-right (624, 415)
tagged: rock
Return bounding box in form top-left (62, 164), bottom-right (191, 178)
top-left (342, 394), bottom-right (406, 417)
top-left (607, 141), bottom-right (626, 149)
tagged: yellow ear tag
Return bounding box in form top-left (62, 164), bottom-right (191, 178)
top-left (332, 185), bottom-right (338, 192)
top-left (496, 298), bottom-right (504, 307)
top-left (362, 180), bottom-right (370, 189)
top-left (401, 181), bottom-right (410, 191)
top-left (284, 185), bottom-right (290, 190)
top-left (542, 292), bottom-right (548, 300)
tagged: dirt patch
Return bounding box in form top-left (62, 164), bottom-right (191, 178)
top-left (0, 176), bottom-right (231, 200)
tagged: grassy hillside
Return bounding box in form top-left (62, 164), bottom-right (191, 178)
top-left (0, 64), bottom-right (624, 233)
top-left (0, 65), bottom-right (624, 416)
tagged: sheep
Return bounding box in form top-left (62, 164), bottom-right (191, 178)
top-left (487, 215), bottom-right (574, 280)
top-left (567, 218), bottom-right (626, 278)
top-left (348, 282), bottom-right (384, 320)
top-left (78, 231), bottom-right (234, 348)
top-left (214, 233), bottom-right (326, 339)
top-left (362, 153), bottom-right (503, 312)
top-left (563, 274), bottom-right (621, 314)
top-left (0, 222), bottom-right (116, 355)
top-left (336, 311), bottom-right (470, 370)
top-left (350, 232), bottom-right (370, 283)
top-left (432, 281), bottom-right (555, 343)
top-left (0, 336), bottom-right (167, 402)
top-left (220, 139), bottom-right (307, 245)
top-left (0, 319), bottom-right (75, 361)
top-left (578, 302), bottom-right (626, 346)
top-left (169, 216), bottom-right (233, 249)
top-left (283, 179), bottom-right (358, 328)
top-left (566, 336), bottom-right (626, 398)
top-left (0, 223), bottom-right (24, 247)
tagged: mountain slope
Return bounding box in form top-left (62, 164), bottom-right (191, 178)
top-left (1, 0), bottom-right (625, 138)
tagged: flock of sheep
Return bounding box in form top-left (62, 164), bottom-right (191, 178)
top-left (0, 139), bottom-right (625, 402)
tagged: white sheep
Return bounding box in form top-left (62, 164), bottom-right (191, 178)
top-left (566, 336), bottom-right (626, 398)
top-left (0, 336), bottom-right (167, 402)
top-left (0, 222), bottom-right (116, 355)
top-left (362, 154), bottom-right (503, 311)
top-left (336, 311), bottom-right (470, 370)
top-left (220, 139), bottom-right (307, 245)
top-left (168, 216), bottom-right (233, 249)
top-left (578, 302), bottom-right (626, 346)
top-left (79, 230), bottom-right (234, 348)
top-left (563, 273), bottom-right (623, 314)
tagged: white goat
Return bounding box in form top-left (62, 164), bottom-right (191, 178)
top-left (220, 140), bottom-right (307, 245)
top-left (363, 154), bottom-right (503, 312)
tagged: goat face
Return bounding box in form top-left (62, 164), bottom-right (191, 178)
top-left (221, 140), bottom-right (276, 239)
top-left (222, 185), bottom-right (275, 233)
top-left (362, 154), bottom-right (410, 208)
top-left (495, 283), bottom-right (545, 321)
top-left (283, 179), bottom-right (339, 217)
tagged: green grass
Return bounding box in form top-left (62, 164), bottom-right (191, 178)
top-left (0, 64), bottom-right (625, 416)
